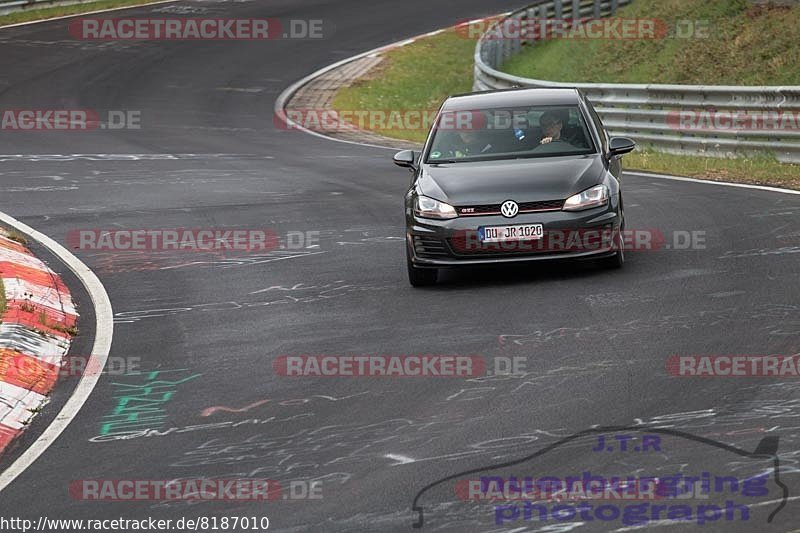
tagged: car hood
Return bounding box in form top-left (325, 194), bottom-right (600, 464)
top-left (418, 155), bottom-right (605, 206)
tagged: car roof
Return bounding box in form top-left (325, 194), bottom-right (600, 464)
top-left (442, 87), bottom-right (582, 111)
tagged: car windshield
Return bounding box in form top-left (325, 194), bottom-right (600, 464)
top-left (425, 104), bottom-right (596, 163)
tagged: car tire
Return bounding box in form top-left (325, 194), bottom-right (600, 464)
top-left (407, 259), bottom-right (437, 286)
top-left (599, 220), bottom-right (625, 269)
top-left (602, 247), bottom-right (625, 269)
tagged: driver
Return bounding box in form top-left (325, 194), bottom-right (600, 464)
top-left (538, 110), bottom-right (564, 145)
top-left (437, 130), bottom-right (493, 158)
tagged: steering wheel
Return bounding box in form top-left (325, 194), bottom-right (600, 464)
top-left (533, 138), bottom-right (571, 151)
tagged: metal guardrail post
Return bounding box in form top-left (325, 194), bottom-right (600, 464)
top-left (538, 3), bottom-right (548, 18)
top-left (513, 11), bottom-right (524, 53)
top-left (523, 7), bottom-right (533, 45)
top-left (494, 32), bottom-right (499, 64)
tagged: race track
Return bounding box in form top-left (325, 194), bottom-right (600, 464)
top-left (0, 1), bottom-right (799, 531)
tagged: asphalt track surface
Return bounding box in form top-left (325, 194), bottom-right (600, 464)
top-left (0, 1), bottom-right (799, 531)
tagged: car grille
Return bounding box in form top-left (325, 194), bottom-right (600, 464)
top-left (457, 199), bottom-right (564, 216)
top-left (447, 238), bottom-right (564, 257)
top-left (412, 235), bottom-right (450, 258)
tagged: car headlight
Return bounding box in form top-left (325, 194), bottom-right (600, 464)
top-left (414, 195), bottom-right (458, 219)
top-left (563, 184), bottom-right (609, 211)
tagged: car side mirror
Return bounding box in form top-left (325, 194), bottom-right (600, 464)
top-left (608, 137), bottom-right (636, 157)
top-left (393, 150), bottom-right (417, 170)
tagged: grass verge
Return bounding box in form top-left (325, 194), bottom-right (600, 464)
top-left (333, 29), bottom-right (475, 145)
top-left (0, 0), bottom-right (168, 27)
top-left (331, 24), bottom-right (800, 190)
top-left (626, 150), bottom-right (800, 189)
top-left (502, 0), bottom-right (800, 85)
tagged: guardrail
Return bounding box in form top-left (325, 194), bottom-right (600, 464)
top-left (474, 0), bottom-right (800, 163)
top-left (0, 0), bottom-right (96, 16)
top-left (1, 0), bottom-right (49, 13)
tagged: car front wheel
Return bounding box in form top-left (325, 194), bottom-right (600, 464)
top-left (406, 248), bottom-right (437, 286)
top-left (600, 222), bottom-right (625, 269)
top-left (601, 247), bottom-right (625, 269)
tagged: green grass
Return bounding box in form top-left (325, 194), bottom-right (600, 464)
top-left (626, 149), bottom-right (800, 189)
top-left (330, 17), bottom-right (800, 190)
top-left (333, 29), bottom-right (476, 144)
top-left (0, 0), bottom-right (165, 26)
top-left (6, 229), bottom-right (27, 245)
top-left (502, 0), bottom-right (800, 85)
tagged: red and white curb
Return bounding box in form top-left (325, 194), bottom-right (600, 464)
top-left (0, 229), bottom-right (77, 453)
top-left (0, 213), bottom-right (111, 494)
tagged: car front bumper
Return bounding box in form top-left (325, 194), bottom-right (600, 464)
top-left (407, 206), bottom-right (622, 267)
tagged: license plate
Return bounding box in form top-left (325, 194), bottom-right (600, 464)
top-left (479, 224), bottom-right (543, 243)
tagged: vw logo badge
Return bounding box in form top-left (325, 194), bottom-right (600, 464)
top-left (500, 200), bottom-right (519, 218)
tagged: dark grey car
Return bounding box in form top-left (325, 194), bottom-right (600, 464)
top-left (394, 87), bottom-right (636, 286)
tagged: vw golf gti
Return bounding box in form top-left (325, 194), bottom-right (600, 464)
top-left (394, 87), bottom-right (636, 286)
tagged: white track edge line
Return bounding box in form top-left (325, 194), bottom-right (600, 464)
top-left (0, 212), bottom-right (113, 492)
top-left (625, 171), bottom-right (800, 196)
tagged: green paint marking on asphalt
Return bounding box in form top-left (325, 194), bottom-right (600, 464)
top-left (99, 369), bottom-right (201, 436)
